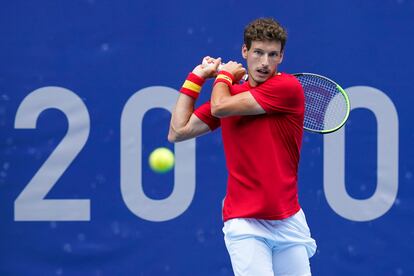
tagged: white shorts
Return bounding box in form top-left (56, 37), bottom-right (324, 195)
top-left (223, 209), bottom-right (317, 276)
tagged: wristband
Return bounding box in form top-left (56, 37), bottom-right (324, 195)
top-left (180, 72), bottom-right (205, 100)
top-left (214, 70), bottom-right (234, 87)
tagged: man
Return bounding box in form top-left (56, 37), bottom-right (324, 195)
top-left (168, 18), bottom-right (316, 276)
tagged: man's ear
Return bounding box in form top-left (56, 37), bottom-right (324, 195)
top-left (278, 51), bottom-right (284, 64)
top-left (242, 44), bottom-right (248, 59)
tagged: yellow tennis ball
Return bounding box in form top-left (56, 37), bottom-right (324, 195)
top-left (149, 147), bottom-right (175, 173)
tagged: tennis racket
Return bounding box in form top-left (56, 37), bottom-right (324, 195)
top-left (293, 73), bottom-right (350, 134)
top-left (202, 59), bottom-right (350, 134)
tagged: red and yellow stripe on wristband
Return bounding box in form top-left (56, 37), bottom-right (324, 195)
top-left (180, 73), bottom-right (205, 100)
top-left (214, 71), bottom-right (234, 87)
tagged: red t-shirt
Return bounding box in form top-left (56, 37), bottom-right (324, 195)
top-left (194, 73), bottom-right (305, 221)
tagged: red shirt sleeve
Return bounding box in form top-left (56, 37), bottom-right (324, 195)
top-left (194, 101), bottom-right (221, 131)
top-left (249, 74), bottom-right (304, 114)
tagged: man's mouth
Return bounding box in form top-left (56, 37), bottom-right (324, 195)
top-left (256, 68), bottom-right (270, 76)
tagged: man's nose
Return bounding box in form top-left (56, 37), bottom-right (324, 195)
top-left (261, 55), bottom-right (270, 67)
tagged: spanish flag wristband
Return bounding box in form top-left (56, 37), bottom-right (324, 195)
top-left (180, 72), bottom-right (205, 100)
top-left (214, 70), bottom-right (234, 87)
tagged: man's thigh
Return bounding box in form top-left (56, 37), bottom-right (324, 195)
top-left (224, 236), bottom-right (274, 276)
top-left (273, 245), bottom-right (311, 276)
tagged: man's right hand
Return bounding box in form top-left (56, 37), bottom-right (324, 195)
top-left (221, 61), bottom-right (246, 83)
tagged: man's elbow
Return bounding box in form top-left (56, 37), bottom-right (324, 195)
top-left (168, 128), bottom-right (187, 143)
top-left (211, 102), bottom-right (227, 118)
top-left (167, 132), bottom-right (177, 143)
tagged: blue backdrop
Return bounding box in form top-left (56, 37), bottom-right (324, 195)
top-left (1, 1), bottom-right (413, 275)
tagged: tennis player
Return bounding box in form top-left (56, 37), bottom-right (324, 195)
top-left (168, 18), bottom-right (316, 276)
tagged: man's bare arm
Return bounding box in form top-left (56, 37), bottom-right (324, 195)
top-left (211, 61), bottom-right (265, 118)
top-left (168, 94), bottom-right (211, 142)
top-left (168, 57), bottom-right (221, 142)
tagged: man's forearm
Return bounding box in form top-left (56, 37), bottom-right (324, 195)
top-left (169, 94), bottom-right (195, 136)
top-left (168, 58), bottom-right (221, 142)
top-left (211, 82), bottom-right (231, 113)
top-left (211, 70), bottom-right (234, 117)
top-left (210, 69), bottom-right (265, 117)
top-left (168, 72), bottom-right (205, 142)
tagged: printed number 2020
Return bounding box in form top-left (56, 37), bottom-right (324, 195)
top-left (14, 85), bottom-right (399, 222)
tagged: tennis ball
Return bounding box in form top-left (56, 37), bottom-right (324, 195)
top-left (149, 147), bottom-right (175, 173)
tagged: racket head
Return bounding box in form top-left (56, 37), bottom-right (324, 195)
top-left (294, 73), bottom-right (350, 134)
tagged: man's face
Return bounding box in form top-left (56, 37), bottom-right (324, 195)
top-left (242, 40), bottom-right (284, 86)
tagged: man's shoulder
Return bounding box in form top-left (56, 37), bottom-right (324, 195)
top-left (267, 72), bottom-right (298, 82)
top-left (263, 72), bottom-right (303, 90)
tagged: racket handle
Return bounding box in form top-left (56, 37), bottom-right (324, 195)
top-left (202, 58), bottom-right (223, 71)
top-left (202, 58), bottom-right (248, 81)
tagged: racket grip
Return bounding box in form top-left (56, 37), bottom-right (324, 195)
top-left (202, 58), bottom-right (224, 71)
top-left (202, 58), bottom-right (248, 81)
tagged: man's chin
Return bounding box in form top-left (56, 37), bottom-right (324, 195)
top-left (254, 74), bottom-right (270, 83)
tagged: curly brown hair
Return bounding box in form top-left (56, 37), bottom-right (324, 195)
top-left (244, 18), bottom-right (288, 51)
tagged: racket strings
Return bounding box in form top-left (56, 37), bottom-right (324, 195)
top-left (297, 75), bottom-right (348, 132)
